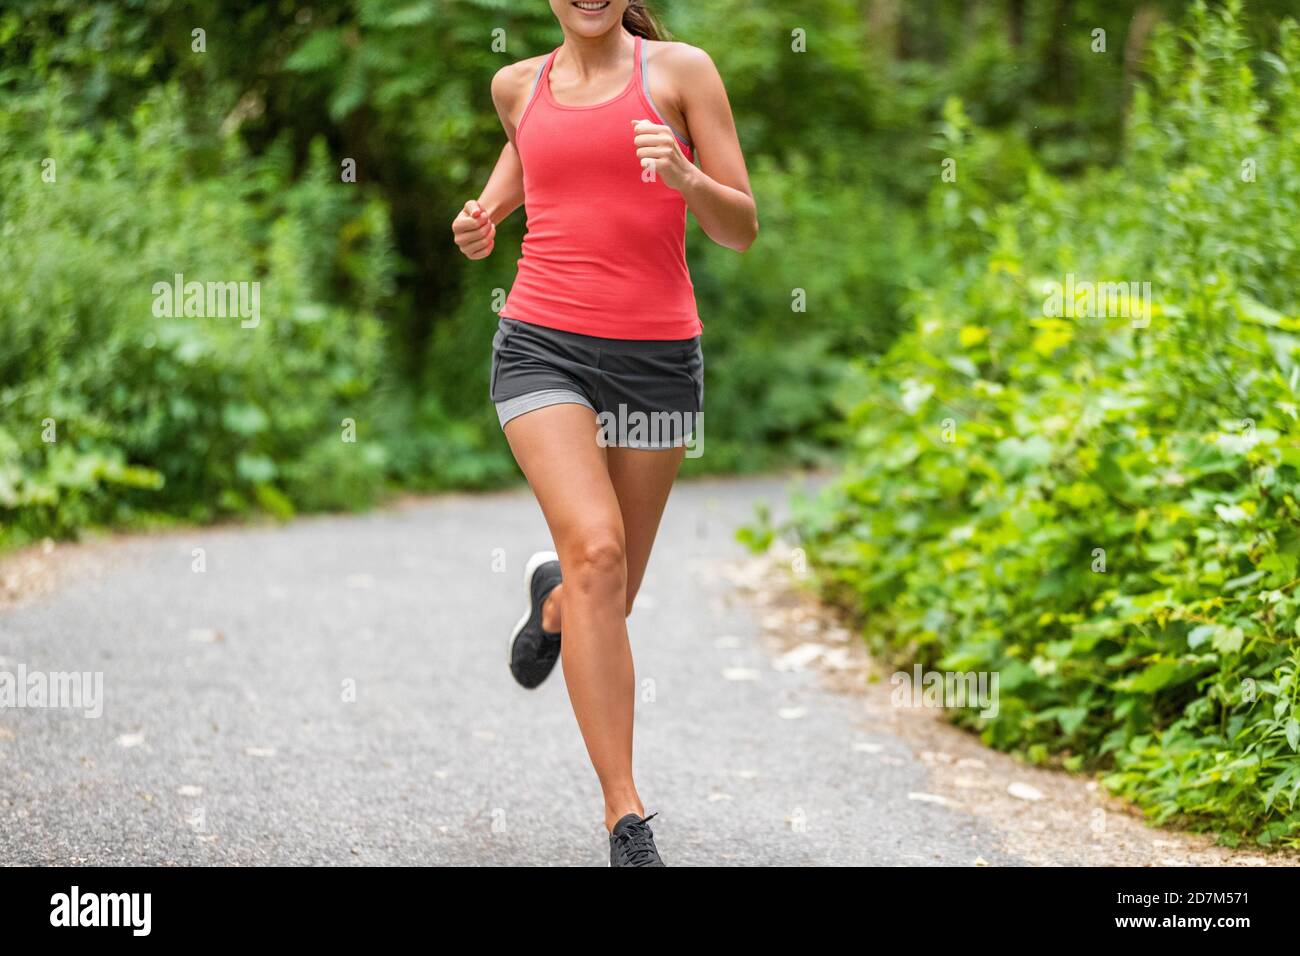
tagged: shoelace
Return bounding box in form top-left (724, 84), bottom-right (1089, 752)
top-left (613, 813), bottom-right (660, 866)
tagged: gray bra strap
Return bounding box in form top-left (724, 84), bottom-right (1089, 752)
top-left (639, 39), bottom-right (693, 149)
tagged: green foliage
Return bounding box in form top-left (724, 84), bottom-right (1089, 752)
top-left (0, 86), bottom-right (399, 546)
top-left (787, 3), bottom-right (1300, 844)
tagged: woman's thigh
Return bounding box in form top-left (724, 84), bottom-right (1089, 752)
top-left (502, 402), bottom-right (625, 558)
top-left (606, 445), bottom-right (685, 612)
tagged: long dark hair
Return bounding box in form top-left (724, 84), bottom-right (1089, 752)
top-left (623, 1), bottom-right (669, 41)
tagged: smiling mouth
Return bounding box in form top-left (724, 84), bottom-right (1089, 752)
top-left (573, 1), bottom-right (611, 12)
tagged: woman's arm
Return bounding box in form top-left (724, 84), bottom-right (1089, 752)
top-left (451, 61), bottom-right (536, 259)
top-left (477, 141), bottom-right (525, 225)
top-left (484, 59), bottom-right (538, 222)
top-left (633, 44), bottom-right (758, 252)
top-left (451, 143), bottom-right (523, 260)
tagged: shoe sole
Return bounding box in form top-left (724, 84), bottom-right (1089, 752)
top-left (509, 550), bottom-right (559, 668)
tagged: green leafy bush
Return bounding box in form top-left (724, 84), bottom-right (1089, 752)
top-left (788, 3), bottom-right (1300, 844)
top-left (0, 87), bottom-right (397, 546)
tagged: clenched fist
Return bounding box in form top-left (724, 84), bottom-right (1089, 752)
top-left (631, 120), bottom-right (695, 193)
top-left (452, 199), bottom-right (496, 259)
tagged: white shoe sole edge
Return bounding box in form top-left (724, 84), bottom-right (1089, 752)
top-left (508, 550), bottom-right (559, 665)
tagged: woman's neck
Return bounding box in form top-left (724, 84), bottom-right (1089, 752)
top-left (558, 28), bottom-right (634, 79)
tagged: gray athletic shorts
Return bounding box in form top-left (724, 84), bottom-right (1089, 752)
top-left (489, 317), bottom-right (703, 450)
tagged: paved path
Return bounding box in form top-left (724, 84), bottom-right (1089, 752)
top-left (0, 476), bottom-right (1018, 866)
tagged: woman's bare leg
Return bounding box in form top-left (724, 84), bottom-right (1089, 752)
top-left (606, 445), bottom-right (686, 614)
top-left (540, 445), bottom-right (685, 630)
top-left (503, 403), bottom-right (642, 829)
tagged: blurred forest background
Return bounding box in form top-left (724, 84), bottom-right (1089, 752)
top-left (4, 0), bottom-right (1300, 844)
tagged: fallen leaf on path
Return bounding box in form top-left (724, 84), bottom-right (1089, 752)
top-left (908, 792), bottom-right (953, 806)
top-left (772, 643), bottom-right (824, 671)
top-left (1008, 782), bottom-right (1045, 802)
top-left (820, 648), bottom-right (856, 670)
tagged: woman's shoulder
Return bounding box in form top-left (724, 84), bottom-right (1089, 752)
top-left (642, 39), bottom-right (717, 78)
top-left (491, 54), bottom-right (550, 112)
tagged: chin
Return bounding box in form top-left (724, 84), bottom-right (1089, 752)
top-left (567, 18), bottom-right (618, 38)
top-left (562, 1), bottom-right (619, 36)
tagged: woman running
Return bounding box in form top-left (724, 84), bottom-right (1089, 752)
top-left (452, 0), bottom-right (756, 866)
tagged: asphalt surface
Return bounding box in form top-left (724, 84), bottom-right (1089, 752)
top-left (0, 475), bottom-right (1019, 866)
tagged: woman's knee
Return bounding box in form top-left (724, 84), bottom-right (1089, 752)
top-left (565, 529), bottom-right (627, 593)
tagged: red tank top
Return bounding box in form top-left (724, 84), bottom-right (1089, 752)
top-left (504, 35), bottom-right (701, 340)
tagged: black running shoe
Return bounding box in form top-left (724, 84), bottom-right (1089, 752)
top-left (609, 813), bottom-right (666, 867)
top-left (509, 550), bottom-right (563, 689)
